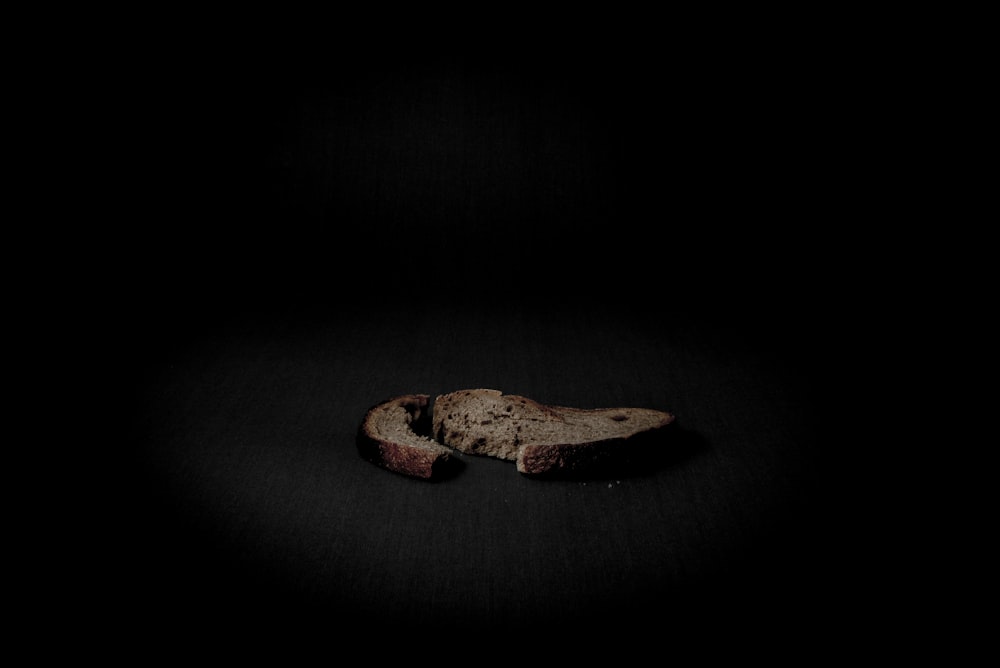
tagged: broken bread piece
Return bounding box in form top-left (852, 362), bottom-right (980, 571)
top-left (357, 394), bottom-right (455, 479)
top-left (432, 389), bottom-right (675, 476)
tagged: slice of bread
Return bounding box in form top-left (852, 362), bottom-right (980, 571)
top-left (356, 394), bottom-right (454, 479)
top-left (432, 389), bottom-right (675, 475)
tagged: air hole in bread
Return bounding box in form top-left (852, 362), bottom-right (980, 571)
top-left (610, 414), bottom-right (629, 421)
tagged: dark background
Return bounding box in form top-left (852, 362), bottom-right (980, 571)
top-left (104, 32), bottom-right (864, 649)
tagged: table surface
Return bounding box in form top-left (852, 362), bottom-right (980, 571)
top-left (116, 298), bottom-right (849, 643)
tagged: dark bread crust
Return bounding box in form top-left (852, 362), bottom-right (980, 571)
top-left (356, 394), bottom-right (454, 479)
top-left (517, 431), bottom-right (667, 476)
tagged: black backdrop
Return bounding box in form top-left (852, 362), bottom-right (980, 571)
top-left (109, 35), bottom-right (859, 650)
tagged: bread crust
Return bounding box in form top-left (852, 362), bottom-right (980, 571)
top-left (358, 389), bottom-right (675, 478)
top-left (356, 394), bottom-right (454, 479)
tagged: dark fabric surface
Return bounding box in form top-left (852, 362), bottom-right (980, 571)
top-left (116, 302), bottom-right (844, 640)
top-left (101, 38), bottom-right (864, 649)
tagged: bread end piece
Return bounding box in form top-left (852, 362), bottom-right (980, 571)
top-left (357, 394), bottom-right (455, 479)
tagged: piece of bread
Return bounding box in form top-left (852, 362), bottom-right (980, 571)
top-left (432, 389), bottom-right (675, 475)
top-left (356, 394), bottom-right (455, 479)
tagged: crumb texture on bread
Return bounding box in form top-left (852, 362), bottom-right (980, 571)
top-left (357, 394), bottom-right (453, 479)
top-left (432, 389), bottom-right (675, 475)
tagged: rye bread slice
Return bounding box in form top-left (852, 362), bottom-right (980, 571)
top-left (356, 394), bottom-right (454, 479)
top-left (432, 389), bottom-right (675, 475)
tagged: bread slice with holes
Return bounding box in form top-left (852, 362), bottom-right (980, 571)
top-left (357, 394), bottom-right (455, 479)
top-left (432, 389), bottom-right (675, 475)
